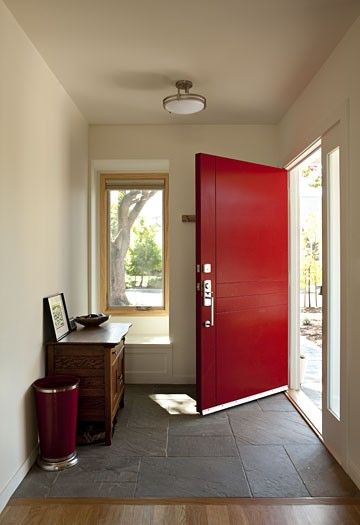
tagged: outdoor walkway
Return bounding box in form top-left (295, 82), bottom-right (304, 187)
top-left (301, 336), bottom-right (322, 409)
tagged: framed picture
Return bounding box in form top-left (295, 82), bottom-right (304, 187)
top-left (44, 293), bottom-right (71, 341)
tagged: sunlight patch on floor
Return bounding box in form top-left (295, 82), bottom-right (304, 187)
top-left (149, 394), bottom-right (198, 415)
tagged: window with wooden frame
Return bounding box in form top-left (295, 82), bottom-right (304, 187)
top-left (100, 173), bottom-right (169, 315)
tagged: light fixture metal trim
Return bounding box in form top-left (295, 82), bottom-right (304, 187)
top-left (163, 80), bottom-right (206, 114)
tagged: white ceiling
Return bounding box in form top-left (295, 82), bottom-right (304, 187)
top-left (5, 0), bottom-right (360, 125)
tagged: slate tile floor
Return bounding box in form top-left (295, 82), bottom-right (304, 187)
top-left (14, 386), bottom-right (359, 499)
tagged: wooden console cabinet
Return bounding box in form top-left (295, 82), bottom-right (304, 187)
top-left (46, 322), bottom-right (131, 445)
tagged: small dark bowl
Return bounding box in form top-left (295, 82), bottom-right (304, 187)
top-left (74, 313), bottom-right (110, 327)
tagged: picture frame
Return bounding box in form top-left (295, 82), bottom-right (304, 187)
top-left (44, 293), bottom-right (71, 341)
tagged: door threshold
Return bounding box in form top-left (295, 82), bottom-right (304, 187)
top-left (286, 389), bottom-right (322, 440)
top-left (10, 496), bottom-right (360, 506)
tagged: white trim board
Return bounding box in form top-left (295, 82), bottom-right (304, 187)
top-left (124, 343), bottom-right (195, 384)
top-left (125, 345), bottom-right (172, 383)
top-left (89, 159), bottom-right (170, 315)
top-left (0, 446), bottom-right (38, 514)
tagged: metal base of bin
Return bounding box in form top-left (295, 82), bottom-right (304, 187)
top-left (37, 451), bottom-right (78, 471)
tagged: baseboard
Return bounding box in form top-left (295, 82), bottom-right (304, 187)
top-left (170, 376), bottom-right (196, 384)
top-left (346, 459), bottom-right (360, 490)
top-left (126, 374), bottom-right (196, 384)
top-left (0, 445), bottom-right (38, 514)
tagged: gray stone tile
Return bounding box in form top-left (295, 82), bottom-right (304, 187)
top-left (258, 394), bottom-right (297, 412)
top-left (285, 444), bottom-right (360, 497)
top-left (126, 397), bottom-right (169, 429)
top-left (53, 465), bottom-right (96, 484)
top-left (239, 445), bottom-right (309, 497)
top-left (46, 466), bottom-right (100, 497)
top-left (227, 401), bottom-right (262, 419)
top-left (49, 480), bottom-right (101, 497)
top-left (282, 410), bottom-right (310, 425)
top-left (64, 455), bottom-right (140, 482)
top-left (111, 427), bottom-right (167, 456)
top-left (168, 436), bottom-right (238, 457)
top-left (12, 466), bottom-right (58, 498)
top-left (168, 413), bottom-right (232, 436)
top-left (136, 457), bottom-right (251, 497)
top-left (97, 482), bottom-right (136, 497)
top-left (94, 456), bottom-right (139, 483)
top-left (231, 411), bottom-right (319, 445)
top-left (116, 400), bottom-right (134, 425)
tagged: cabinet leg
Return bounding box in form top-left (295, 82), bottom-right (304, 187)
top-left (105, 419), bottom-right (112, 446)
top-left (120, 394), bottom-right (125, 408)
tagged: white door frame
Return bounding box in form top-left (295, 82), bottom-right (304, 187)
top-left (288, 140), bottom-right (321, 391)
top-left (287, 103), bottom-right (349, 469)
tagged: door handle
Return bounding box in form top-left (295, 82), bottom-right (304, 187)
top-left (210, 291), bottom-right (214, 327)
top-left (203, 295), bottom-right (214, 328)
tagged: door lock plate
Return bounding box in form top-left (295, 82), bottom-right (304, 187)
top-left (202, 279), bottom-right (212, 306)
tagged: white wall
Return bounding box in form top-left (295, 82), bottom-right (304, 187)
top-left (0, 0), bottom-right (88, 509)
top-left (278, 16), bottom-right (360, 486)
top-left (90, 124), bottom-right (279, 382)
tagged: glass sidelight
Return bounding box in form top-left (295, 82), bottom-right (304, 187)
top-left (327, 147), bottom-right (341, 419)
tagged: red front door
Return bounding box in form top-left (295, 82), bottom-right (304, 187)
top-left (196, 153), bottom-right (288, 414)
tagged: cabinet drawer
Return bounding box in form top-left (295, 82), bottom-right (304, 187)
top-left (55, 354), bottom-right (103, 370)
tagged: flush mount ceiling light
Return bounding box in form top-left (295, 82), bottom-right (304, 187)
top-left (163, 80), bottom-right (206, 115)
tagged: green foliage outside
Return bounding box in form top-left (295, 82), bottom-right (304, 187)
top-left (125, 218), bottom-right (162, 288)
top-left (302, 165), bottom-right (321, 188)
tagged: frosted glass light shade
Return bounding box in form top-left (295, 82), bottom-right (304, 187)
top-left (163, 94), bottom-right (206, 114)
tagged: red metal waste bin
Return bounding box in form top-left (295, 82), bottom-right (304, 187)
top-left (32, 375), bottom-right (79, 471)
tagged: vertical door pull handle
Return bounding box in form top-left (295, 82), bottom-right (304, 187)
top-left (210, 292), bottom-right (214, 327)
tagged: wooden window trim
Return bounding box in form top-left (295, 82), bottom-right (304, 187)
top-left (100, 172), bottom-right (169, 316)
